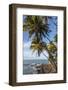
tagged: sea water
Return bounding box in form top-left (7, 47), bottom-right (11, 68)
top-left (23, 59), bottom-right (48, 75)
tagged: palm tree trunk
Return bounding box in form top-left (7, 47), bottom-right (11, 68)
top-left (42, 50), bottom-right (57, 71)
top-left (42, 52), bottom-right (48, 59)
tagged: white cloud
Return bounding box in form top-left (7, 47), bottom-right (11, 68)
top-left (23, 41), bottom-right (31, 48)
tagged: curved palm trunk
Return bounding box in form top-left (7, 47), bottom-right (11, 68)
top-left (47, 47), bottom-right (57, 68)
top-left (42, 51), bottom-right (57, 71)
top-left (49, 54), bottom-right (57, 71)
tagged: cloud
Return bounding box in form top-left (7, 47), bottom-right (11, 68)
top-left (24, 41), bottom-right (31, 48)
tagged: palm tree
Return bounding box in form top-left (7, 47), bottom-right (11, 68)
top-left (47, 42), bottom-right (57, 70)
top-left (30, 37), bottom-right (48, 57)
top-left (30, 37), bottom-right (57, 70)
top-left (23, 16), bottom-right (51, 40)
top-left (24, 16), bottom-right (57, 49)
top-left (23, 15), bottom-right (57, 71)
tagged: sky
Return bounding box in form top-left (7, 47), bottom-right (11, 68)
top-left (23, 15), bottom-right (57, 60)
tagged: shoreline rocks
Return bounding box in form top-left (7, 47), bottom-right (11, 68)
top-left (36, 64), bottom-right (57, 74)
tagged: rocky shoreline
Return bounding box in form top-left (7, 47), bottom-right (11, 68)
top-left (35, 64), bottom-right (57, 74)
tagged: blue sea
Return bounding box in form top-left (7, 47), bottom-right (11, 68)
top-left (23, 59), bottom-right (48, 75)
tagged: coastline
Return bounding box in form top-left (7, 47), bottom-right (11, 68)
top-left (23, 63), bottom-right (57, 75)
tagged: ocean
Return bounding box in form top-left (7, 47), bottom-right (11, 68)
top-left (23, 59), bottom-right (48, 75)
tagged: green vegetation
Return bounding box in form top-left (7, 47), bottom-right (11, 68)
top-left (23, 15), bottom-right (57, 71)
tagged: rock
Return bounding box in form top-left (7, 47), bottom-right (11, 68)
top-left (36, 64), bottom-right (57, 74)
